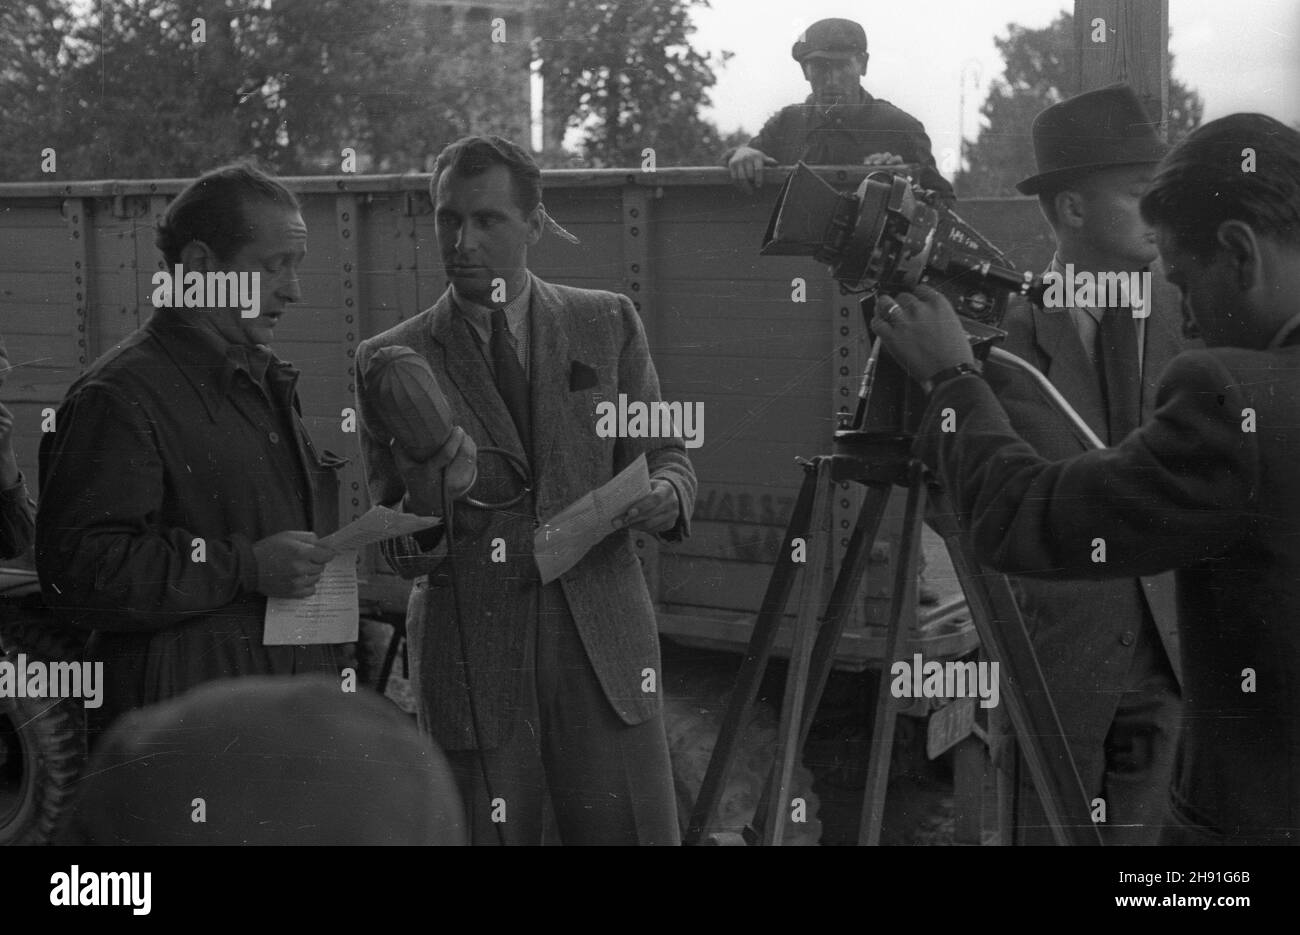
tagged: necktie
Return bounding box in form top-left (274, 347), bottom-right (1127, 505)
top-left (1096, 308), bottom-right (1141, 444)
top-left (490, 308), bottom-right (531, 449)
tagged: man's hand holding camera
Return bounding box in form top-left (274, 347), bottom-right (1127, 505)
top-left (869, 283), bottom-right (976, 387)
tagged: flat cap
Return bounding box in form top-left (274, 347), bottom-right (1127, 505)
top-left (792, 18), bottom-right (867, 62)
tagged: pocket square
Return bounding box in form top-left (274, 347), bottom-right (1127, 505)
top-left (569, 360), bottom-right (599, 391)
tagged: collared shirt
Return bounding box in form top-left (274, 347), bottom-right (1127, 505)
top-left (1267, 312), bottom-right (1300, 349)
top-left (185, 317), bottom-right (276, 394)
top-left (452, 276), bottom-right (532, 377)
top-left (1049, 255), bottom-right (1148, 380)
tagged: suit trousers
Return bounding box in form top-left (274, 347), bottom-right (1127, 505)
top-left (446, 579), bottom-right (679, 845)
top-left (999, 611), bottom-right (1181, 845)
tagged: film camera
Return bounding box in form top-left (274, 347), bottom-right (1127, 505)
top-left (761, 163), bottom-right (1048, 334)
top-left (758, 162), bottom-right (1102, 452)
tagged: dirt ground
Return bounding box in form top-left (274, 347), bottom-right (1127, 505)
top-left (358, 526), bottom-right (982, 846)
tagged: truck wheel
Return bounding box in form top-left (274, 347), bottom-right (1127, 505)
top-left (663, 665), bottom-right (823, 846)
top-left (0, 615), bottom-right (89, 845)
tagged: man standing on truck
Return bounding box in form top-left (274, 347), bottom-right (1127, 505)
top-left (355, 135), bottom-right (696, 845)
top-left (983, 85), bottom-right (1190, 844)
top-left (722, 17), bottom-right (954, 201)
top-left (37, 164), bottom-right (345, 731)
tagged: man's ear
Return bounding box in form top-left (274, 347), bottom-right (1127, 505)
top-left (858, 52), bottom-right (868, 77)
top-left (800, 62), bottom-right (812, 83)
top-left (526, 203), bottom-right (545, 246)
top-left (1216, 220), bottom-right (1260, 292)
top-left (1055, 188), bottom-right (1088, 231)
top-left (177, 239), bottom-right (218, 273)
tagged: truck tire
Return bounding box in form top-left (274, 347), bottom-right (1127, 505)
top-left (663, 665), bottom-right (823, 846)
top-left (0, 615), bottom-right (89, 845)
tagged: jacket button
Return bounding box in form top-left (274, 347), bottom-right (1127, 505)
top-left (532, 518), bottom-right (541, 529)
top-left (268, 431), bottom-right (280, 444)
top-left (1119, 631), bottom-right (1135, 646)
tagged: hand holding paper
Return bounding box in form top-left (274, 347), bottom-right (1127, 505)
top-left (263, 506), bottom-right (442, 645)
top-left (534, 454), bottom-right (651, 584)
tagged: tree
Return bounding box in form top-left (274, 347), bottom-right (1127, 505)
top-left (957, 11), bottom-right (1203, 197)
top-left (0, 0), bottom-right (529, 180)
top-left (535, 0), bottom-right (732, 167)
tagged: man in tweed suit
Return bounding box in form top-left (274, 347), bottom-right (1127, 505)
top-left (355, 136), bottom-right (696, 845)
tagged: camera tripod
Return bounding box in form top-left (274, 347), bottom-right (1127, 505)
top-left (683, 304), bottom-right (1103, 846)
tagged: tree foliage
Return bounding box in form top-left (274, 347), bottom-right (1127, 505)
top-left (0, 0), bottom-right (529, 180)
top-left (958, 12), bottom-right (1203, 197)
top-left (535, 0), bottom-right (731, 167)
top-left (0, 0), bottom-right (734, 179)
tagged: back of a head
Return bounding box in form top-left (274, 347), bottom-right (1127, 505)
top-left (156, 162), bottom-right (300, 268)
top-left (58, 676), bottom-right (466, 845)
top-left (1141, 113), bottom-right (1300, 259)
top-left (430, 135), bottom-right (541, 214)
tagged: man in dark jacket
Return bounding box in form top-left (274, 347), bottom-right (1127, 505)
top-left (984, 85), bottom-right (1190, 844)
top-left (37, 164), bottom-right (343, 731)
top-left (723, 17), bottom-right (953, 201)
top-left (872, 113), bottom-right (1300, 845)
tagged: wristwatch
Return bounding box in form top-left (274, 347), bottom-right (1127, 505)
top-left (927, 362), bottom-right (981, 388)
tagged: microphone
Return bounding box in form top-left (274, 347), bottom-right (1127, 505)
top-left (363, 346), bottom-right (456, 461)
top-left (362, 345), bottom-right (530, 512)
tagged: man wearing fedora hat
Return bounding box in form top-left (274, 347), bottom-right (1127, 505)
top-left (980, 84), bottom-right (1193, 844)
top-left (722, 17), bottom-right (953, 201)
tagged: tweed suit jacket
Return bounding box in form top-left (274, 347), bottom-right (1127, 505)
top-left (918, 325), bottom-right (1300, 844)
top-left (981, 267), bottom-right (1190, 784)
top-left (355, 274), bottom-right (696, 751)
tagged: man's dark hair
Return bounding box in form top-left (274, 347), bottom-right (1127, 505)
top-left (431, 136), bottom-right (542, 215)
top-left (156, 163), bottom-right (300, 267)
top-left (1141, 113), bottom-right (1300, 259)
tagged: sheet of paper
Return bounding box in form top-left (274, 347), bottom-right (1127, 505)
top-left (534, 454), bottom-right (651, 584)
top-left (261, 507), bottom-right (439, 646)
top-left (263, 551), bottom-right (360, 645)
top-left (322, 505), bottom-right (442, 551)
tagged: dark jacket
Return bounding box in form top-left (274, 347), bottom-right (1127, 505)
top-left (981, 271), bottom-right (1190, 790)
top-left (355, 274), bottom-right (697, 751)
top-left (918, 331), bottom-right (1300, 845)
top-left (0, 332), bottom-right (35, 560)
top-left (724, 90), bottom-right (955, 200)
top-left (36, 311), bottom-right (343, 726)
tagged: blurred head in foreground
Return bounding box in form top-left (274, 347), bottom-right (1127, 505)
top-left (58, 675), bottom-right (465, 845)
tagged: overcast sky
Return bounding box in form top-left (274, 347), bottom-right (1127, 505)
top-left (690, 0), bottom-right (1300, 172)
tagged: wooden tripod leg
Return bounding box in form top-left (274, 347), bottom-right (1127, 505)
top-left (763, 458), bottom-right (835, 845)
top-left (684, 459), bottom-right (821, 845)
top-left (926, 486), bottom-right (1102, 846)
top-left (748, 479), bottom-right (895, 839)
top-left (857, 464), bottom-right (927, 845)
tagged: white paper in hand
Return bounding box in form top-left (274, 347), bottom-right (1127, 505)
top-left (534, 454), bottom-right (651, 584)
top-left (261, 507), bottom-right (441, 645)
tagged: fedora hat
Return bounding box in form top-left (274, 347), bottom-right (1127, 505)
top-left (1017, 83), bottom-right (1167, 195)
